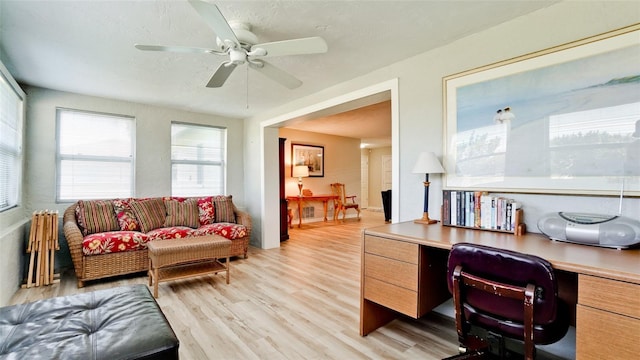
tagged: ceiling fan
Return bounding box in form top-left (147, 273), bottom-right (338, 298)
top-left (135, 0), bottom-right (328, 89)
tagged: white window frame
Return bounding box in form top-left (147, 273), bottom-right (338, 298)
top-left (171, 122), bottom-right (226, 197)
top-left (0, 61), bottom-right (25, 213)
top-left (56, 108), bottom-right (135, 202)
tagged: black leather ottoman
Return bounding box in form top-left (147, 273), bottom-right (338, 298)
top-left (0, 284), bottom-right (179, 359)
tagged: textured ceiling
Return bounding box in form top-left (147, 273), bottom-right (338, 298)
top-left (0, 0), bottom-right (558, 142)
top-left (286, 100), bottom-right (392, 148)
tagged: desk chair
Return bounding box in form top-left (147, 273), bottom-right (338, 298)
top-left (330, 183), bottom-right (360, 220)
top-left (445, 243), bottom-right (569, 360)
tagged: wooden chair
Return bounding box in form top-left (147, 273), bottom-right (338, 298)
top-left (330, 183), bottom-right (360, 220)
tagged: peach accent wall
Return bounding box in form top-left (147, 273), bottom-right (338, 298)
top-left (279, 128), bottom-right (360, 220)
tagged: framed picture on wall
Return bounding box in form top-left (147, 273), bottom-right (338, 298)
top-left (292, 143), bottom-right (324, 177)
top-left (443, 24), bottom-right (640, 196)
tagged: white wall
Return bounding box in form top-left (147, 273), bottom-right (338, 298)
top-left (245, 1), bottom-right (640, 248)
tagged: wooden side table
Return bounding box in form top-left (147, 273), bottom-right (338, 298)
top-left (147, 235), bottom-right (231, 298)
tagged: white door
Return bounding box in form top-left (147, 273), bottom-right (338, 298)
top-left (382, 155), bottom-right (392, 191)
top-left (361, 152), bottom-right (369, 208)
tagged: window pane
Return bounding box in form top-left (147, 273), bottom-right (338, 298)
top-left (59, 111), bottom-right (132, 157)
top-left (0, 71), bottom-right (23, 212)
top-left (57, 109), bottom-right (134, 201)
top-left (59, 160), bottom-right (132, 199)
top-left (171, 123), bottom-right (226, 196)
top-left (171, 124), bottom-right (224, 161)
top-left (172, 164), bottom-right (222, 197)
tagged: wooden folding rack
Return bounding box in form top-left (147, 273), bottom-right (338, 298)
top-left (24, 210), bottom-right (60, 288)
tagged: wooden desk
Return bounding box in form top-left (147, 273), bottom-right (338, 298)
top-left (360, 222), bottom-right (640, 359)
top-left (286, 194), bottom-right (338, 228)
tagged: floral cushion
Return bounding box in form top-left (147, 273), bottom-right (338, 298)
top-left (146, 226), bottom-right (195, 241)
top-left (129, 198), bottom-right (166, 233)
top-left (197, 196), bottom-right (215, 226)
top-left (82, 231), bottom-right (149, 255)
top-left (112, 198), bottom-right (140, 231)
top-left (164, 198), bottom-right (199, 228)
top-left (76, 200), bottom-right (119, 236)
top-left (212, 195), bottom-right (235, 223)
top-left (194, 223), bottom-right (247, 240)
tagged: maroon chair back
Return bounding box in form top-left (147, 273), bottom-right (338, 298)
top-left (446, 243), bottom-right (569, 358)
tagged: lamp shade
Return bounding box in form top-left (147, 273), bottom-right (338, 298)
top-left (411, 152), bottom-right (445, 174)
top-left (292, 165), bottom-right (309, 178)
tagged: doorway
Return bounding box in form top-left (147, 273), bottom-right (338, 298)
top-left (260, 79), bottom-right (400, 250)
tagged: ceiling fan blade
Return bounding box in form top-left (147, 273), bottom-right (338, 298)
top-left (251, 37), bottom-right (328, 58)
top-left (134, 44), bottom-right (225, 55)
top-left (250, 60), bottom-right (302, 89)
top-left (188, 0), bottom-right (240, 48)
top-left (206, 62), bottom-right (237, 88)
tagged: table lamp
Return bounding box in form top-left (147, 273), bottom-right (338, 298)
top-left (292, 165), bottom-right (309, 197)
top-left (411, 152), bottom-right (445, 224)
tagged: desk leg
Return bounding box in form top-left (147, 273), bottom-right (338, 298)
top-left (360, 298), bottom-right (397, 336)
top-left (323, 200), bottom-right (329, 221)
top-left (297, 201), bottom-right (302, 228)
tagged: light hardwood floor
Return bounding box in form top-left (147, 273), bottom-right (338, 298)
top-left (10, 210), bottom-right (459, 359)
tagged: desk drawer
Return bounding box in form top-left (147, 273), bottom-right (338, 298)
top-left (364, 253), bottom-right (418, 291)
top-left (364, 236), bottom-right (418, 264)
top-left (576, 304), bottom-right (640, 359)
top-left (579, 275), bottom-right (640, 319)
top-left (364, 276), bottom-right (418, 317)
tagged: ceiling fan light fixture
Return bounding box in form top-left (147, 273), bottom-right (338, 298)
top-left (229, 48), bottom-right (247, 65)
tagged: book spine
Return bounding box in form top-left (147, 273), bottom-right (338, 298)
top-left (506, 201), bottom-right (513, 232)
top-left (450, 191), bottom-right (457, 226)
top-left (474, 192), bottom-right (482, 228)
top-left (456, 191), bottom-right (462, 226)
top-left (480, 194), bottom-right (491, 229)
top-left (490, 196), bottom-right (496, 229)
top-left (442, 190), bottom-right (450, 225)
top-left (468, 192), bottom-right (475, 227)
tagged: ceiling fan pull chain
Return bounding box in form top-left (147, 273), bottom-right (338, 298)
top-left (246, 65), bottom-right (249, 109)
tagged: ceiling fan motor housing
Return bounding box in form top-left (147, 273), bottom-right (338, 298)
top-left (216, 21), bottom-right (258, 50)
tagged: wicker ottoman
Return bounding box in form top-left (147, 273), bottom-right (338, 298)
top-left (0, 285), bottom-right (178, 359)
top-left (147, 235), bottom-right (231, 298)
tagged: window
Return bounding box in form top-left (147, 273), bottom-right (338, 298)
top-left (57, 109), bottom-right (134, 201)
top-left (171, 123), bottom-right (226, 196)
top-left (0, 67), bottom-right (24, 212)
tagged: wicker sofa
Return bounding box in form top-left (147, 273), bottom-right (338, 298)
top-left (63, 195), bottom-right (251, 287)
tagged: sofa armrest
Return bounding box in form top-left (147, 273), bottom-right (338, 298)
top-left (63, 203), bottom-right (85, 279)
top-left (233, 205), bottom-right (252, 238)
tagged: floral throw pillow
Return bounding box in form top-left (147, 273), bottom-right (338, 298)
top-left (129, 198), bottom-right (166, 233)
top-left (212, 195), bottom-right (236, 223)
top-left (112, 198), bottom-right (140, 231)
top-left (197, 196), bottom-right (215, 225)
top-left (164, 198), bottom-right (200, 228)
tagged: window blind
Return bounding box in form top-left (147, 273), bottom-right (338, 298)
top-left (171, 123), bottom-right (226, 196)
top-left (0, 71), bottom-right (23, 212)
top-left (57, 109), bottom-right (134, 201)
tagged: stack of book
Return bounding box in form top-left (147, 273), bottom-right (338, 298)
top-left (442, 190), bottom-right (521, 232)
